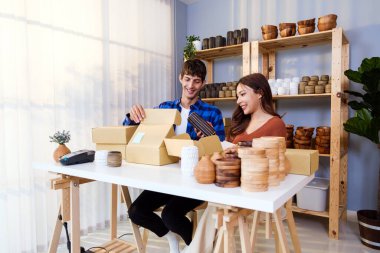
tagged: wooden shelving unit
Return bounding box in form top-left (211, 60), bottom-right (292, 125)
top-left (196, 28), bottom-right (349, 239)
top-left (252, 28), bottom-right (349, 240)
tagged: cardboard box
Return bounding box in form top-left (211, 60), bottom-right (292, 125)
top-left (285, 149), bottom-right (319, 175)
top-left (96, 144), bottom-right (127, 159)
top-left (92, 126), bottom-right (138, 144)
top-left (164, 134), bottom-right (223, 157)
top-left (125, 109), bottom-right (181, 165)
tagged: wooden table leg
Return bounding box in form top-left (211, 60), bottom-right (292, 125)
top-left (285, 199), bottom-right (301, 253)
top-left (273, 208), bottom-right (290, 253)
top-left (111, 184), bottom-right (118, 240)
top-left (265, 212), bottom-right (271, 239)
top-left (48, 206), bottom-right (63, 253)
top-left (70, 180), bottom-right (80, 253)
top-left (213, 227), bottom-right (224, 253)
top-left (120, 186), bottom-right (145, 253)
top-left (272, 221), bottom-right (280, 253)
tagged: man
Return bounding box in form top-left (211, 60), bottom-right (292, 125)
top-left (123, 59), bottom-right (225, 253)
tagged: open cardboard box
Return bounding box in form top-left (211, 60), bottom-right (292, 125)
top-left (125, 109), bottom-right (181, 165)
top-left (285, 149), bottom-right (319, 175)
top-left (164, 134), bottom-right (223, 157)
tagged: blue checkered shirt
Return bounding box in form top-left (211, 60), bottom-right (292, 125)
top-left (123, 99), bottom-right (225, 141)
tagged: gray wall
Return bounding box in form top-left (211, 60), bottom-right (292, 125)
top-left (175, 0), bottom-right (380, 211)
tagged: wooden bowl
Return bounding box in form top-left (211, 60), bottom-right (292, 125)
top-left (262, 32), bottom-right (278, 40)
top-left (298, 23), bottom-right (315, 29)
top-left (280, 27), bottom-right (296, 37)
top-left (297, 18), bottom-right (315, 26)
top-left (214, 158), bottom-right (241, 166)
top-left (261, 25), bottom-right (278, 33)
top-left (318, 22), bottom-right (337, 31)
top-left (318, 14), bottom-right (338, 24)
top-left (316, 126), bottom-right (331, 135)
top-left (298, 26), bottom-right (315, 35)
top-left (279, 23), bottom-right (296, 30)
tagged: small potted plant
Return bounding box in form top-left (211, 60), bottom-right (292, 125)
top-left (49, 130), bottom-right (71, 162)
top-left (183, 35), bottom-right (200, 61)
top-left (344, 57), bottom-right (380, 249)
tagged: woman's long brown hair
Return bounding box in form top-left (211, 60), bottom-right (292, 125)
top-left (229, 73), bottom-right (279, 140)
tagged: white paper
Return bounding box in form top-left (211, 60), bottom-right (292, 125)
top-left (131, 132), bottom-right (145, 144)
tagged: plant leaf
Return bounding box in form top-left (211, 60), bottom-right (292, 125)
top-left (344, 90), bottom-right (364, 98)
top-left (344, 69), bottom-right (362, 83)
top-left (348, 101), bottom-right (368, 111)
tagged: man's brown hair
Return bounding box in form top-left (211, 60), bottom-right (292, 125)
top-left (180, 59), bottom-right (207, 81)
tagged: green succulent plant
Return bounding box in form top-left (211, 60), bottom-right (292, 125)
top-left (49, 130), bottom-right (71, 145)
top-left (183, 35), bottom-right (200, 61)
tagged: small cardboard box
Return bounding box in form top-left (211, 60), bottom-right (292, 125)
top-left (96, 144), bottom-right (127, 159)
top-left (164, 134), bottom-right (223, 157)
top-left (125, 109), bottom-right (181, 165)
top-left (285, 149), bottom-right (319, 175)
top-left (92, 126), bottom-right (138, 144)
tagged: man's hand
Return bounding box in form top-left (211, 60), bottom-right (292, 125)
top-left (194, 121), bottom-right (213, 139)
top-left (130, 104), bottom-right (145, 123)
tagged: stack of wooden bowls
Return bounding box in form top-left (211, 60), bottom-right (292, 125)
top-left (261, 136), bottom-right (287, 180)
top-left (294, 127), bottom-right (314, 149)
top-left (315, 126), bottom-right (331, 154)
top-left (318, 14), bottom-right (337, 32)
top-left (238, 147), bottom-right (268, 192)
top-left (214, 158), bottom-right (241, 188)
top-left (194, 155), bottom-right (215, 184)
top-left (286, 124), bottom-right (294, 148)
top-left (279, 23), bottom-right (296, 37)
top-left (252, 138), bottom-right (281, 186)
top-left (261, 25), bottom-right (278, 40)
top-left (297, 18), bottom-right (315, 35)
top-left (107, 151), bottom-right (122, 167)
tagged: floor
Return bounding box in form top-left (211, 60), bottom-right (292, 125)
top-left (56, 211), bottom-right (378, 253)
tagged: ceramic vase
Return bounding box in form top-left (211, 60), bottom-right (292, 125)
top-left (194, 155), bottom-right (215, 184)
top-left (53, 144), bottom-right (71, 162)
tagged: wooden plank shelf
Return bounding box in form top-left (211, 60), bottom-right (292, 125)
top-left (195, 44), bottom-right (243, 60)
top-left (292, 204), bottom-right (345, 219)
top-left (202, 93), bottom-right (331, 103)
top-left (258, 29), bottom-right (348, 52)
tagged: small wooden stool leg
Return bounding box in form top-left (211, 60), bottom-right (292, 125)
top-left (238, 215), bottom-right (252, 253)
top-left (285, 199), bottom-right (301, 253)
top-left (272, 221), bottom-right (280, 253)
top-left (250, 210), bottom-right (260, 250)
top-left (48, 206), bottom-right (63, 253)
top-left (142, 229), bottom-right (149, 245)
top-left (213, 227), bottom-right (224, 253)
top-left (273, 208), bottom-right (290, 253)
top-left (120, 186), bottom-right (146, 253)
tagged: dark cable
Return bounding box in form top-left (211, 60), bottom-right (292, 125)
top-left (118, 232), bottom-right (133, 239)
top-left (86, 246), bottom-right (109, 253)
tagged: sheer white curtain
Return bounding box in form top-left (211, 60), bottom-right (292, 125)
top-left (0, 0), bottom-right (174, 252)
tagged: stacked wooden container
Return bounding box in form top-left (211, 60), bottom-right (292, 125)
top-left (315, 126), bottom-right (331, 154)
top-left (294, 127), bottom-right (314, 149)
top-left (286, 124), bottom-right (294, 148)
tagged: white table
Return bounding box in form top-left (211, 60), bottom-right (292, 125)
top-left (34, 161), bottom-right (314, 253)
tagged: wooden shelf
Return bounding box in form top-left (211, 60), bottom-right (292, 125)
top-left (258, 29), bottom-right (348, 52)
top-left (202, 93), bottom-right (331, 103)
top-left (292, 204), bottom-right (345, 219)
top-left (195, 44), bottom-right (243, 60)
top-left (319, 153), bottom-right (330, 157)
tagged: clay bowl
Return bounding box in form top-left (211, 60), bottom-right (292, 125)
top-left (280, 27), bottom-right (296, 37)
top-left (316, 126), bottom-right (331, 135)
top-left (297, 18), bottom-right (315, 26)
top-left (261, 25), bottom-right (278, 33)
top-left (262, 32), bottom-right (278, 40)
top-left (298, 26), bottom-right (315, 35)
top-left (279, 22), bottom-right (296, 30)
top-left (318, 14), bottom-right (338, 24)
top-left (318, 21), bottom-right (337, 31)
top-left (298, 23), bottom-right (315, 29)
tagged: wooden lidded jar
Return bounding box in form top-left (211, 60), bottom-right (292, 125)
top-left (194, 155), bottom-right (215, 184)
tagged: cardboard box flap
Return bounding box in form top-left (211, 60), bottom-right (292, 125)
top-left (129, 125), bottom-right (175, 148)
top-left (142, 109), bottom-right (181, 125)
top-left (92, 126), bottom-right (137, 144)
top-left (164, 134), bottom-right (223, 157)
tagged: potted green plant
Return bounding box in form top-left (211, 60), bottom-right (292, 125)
top-left (49, 130), bottom-right (71, 162)
top-left (344, 57), bottom-right (380, 249)
top-left (183, 35), bottom-right (200, 61)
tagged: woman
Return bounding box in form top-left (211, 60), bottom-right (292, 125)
top-left (230, 72), bottom-right (286, 143)
top-left (183, 73), bottom-right (286, 253)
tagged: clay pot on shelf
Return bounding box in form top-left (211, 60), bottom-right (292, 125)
top-left (53, 144), bottom-right (71, 162)
top-left (194, 155), bottom-right (215, 184)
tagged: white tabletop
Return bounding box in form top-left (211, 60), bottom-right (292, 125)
top-left (34, 161), bottom-right (313, 213)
